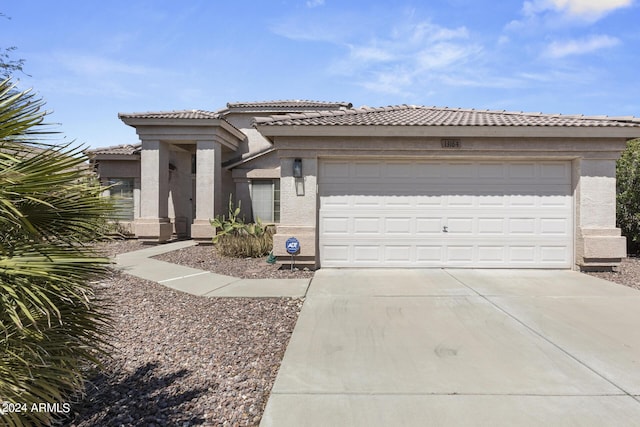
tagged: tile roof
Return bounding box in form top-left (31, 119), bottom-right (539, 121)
top-left (86, 143), bottom-right (141, 156)
top-left (226, 100), bottom-right (352, 110)
top-left (254, 104), bottom-right (640, 128)
top-left (118, 110), bottom-right (222, 120)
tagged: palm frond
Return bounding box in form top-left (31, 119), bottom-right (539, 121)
top-left (0, 77), bottom-right (115, 426)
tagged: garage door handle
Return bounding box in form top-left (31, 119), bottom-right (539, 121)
top-left (443, 226), bottom-right (448, 233)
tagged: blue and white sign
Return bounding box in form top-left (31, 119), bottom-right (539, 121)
top-left (285, 237), bottom-right (300, 254)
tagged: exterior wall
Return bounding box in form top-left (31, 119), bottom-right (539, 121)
top-left (224, 113), bottom-right (273, 158)
top-left (136, 140), bottom-right (172, 242)
top-left (231, 151), bottom-right (281, 221)
top-left (96, 118), bottom-right (631, 270)
top-left (270, 135), bottom-right (629, 270)
top-left (95, 158), bottom-right (141, 235)
top-left (191, 140), bottom-right (222, 242)
top-left (273, 157), bottom-right (317, 265)
top-left (574, 158), bottom-right (626, 269)
top-left (168, 150), bottom-right (192, 238)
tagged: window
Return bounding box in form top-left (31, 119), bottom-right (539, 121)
top-left (108, 178), bottom-right (134, 221)
top-left (251, 179), bottom-right (280, 223)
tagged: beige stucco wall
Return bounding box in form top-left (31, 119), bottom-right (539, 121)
top-left (231, 151), bottom-right (281, 222)
top-left (168, 150), bottom-right (192, 238)
top-left (95, 158), bottom-right (141, 235)
top-left (574, 158), bottom-right (626, 268)
top-left (269, 135), bottom-right (628, 269)
top-left (272, 157), bottom-right (317, 263)
top-left (224, 113), bottom-right (273, 158)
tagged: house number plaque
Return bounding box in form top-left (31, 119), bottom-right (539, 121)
top-left (441, 138), bottom-right (461, 148)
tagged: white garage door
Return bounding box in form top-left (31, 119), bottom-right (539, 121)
top-left (319, 160), bottom-right (573, 268)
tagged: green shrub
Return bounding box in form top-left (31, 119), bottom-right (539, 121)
top-left (210, 195), bottom-right (275, 257)
top-left (0, 79), bottom-right (113, 427)
top-left (617, 138), bottom-right (640, 254)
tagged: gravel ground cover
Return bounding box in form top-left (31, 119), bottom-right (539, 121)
top-left (61, 240), bottom-right (303, 426)
top-left (59, 240), bottom-right (637, 426)
top-left (152, 243), bottom-right (315, 279)
top-left (585, 256), bottom-right (640, 291)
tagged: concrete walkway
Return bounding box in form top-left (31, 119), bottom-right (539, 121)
top-left (262, 269), bottom-right (640, 426)
top-left (114, 240), bottom-right (310, 298)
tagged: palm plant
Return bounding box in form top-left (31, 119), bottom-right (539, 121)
top-left (0, 78), bottom-right (114, 426)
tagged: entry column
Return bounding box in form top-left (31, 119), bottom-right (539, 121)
top-left (576, 158), bottom-right (626, 269)
top-left (135, 139), bottom-right (172, 242)
top-left (191, 140), bottom-right (221, 242)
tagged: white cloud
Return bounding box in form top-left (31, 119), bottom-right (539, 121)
top-left (545, 34), bottom-right (620, 57)
top-left (57, 53), bottom-right (153, 76)
top-left (348, 45), bottom-right (396, 62)
top-left (332, 21), bottom-right (482, 95)
top-left (522, 0), bottom-right (633, 20)
top-left (306, 0), bottom-right (325, 7)
top-left (274, 15), bottom-right (491, 96)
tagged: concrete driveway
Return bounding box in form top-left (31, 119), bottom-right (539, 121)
top-left (261, 269), bottom-right (640, 427)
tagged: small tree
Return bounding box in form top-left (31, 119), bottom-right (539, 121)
top-left (0, 14), bottom-right (27, 78)
top-left (617, 138), bottom-right (640, 254)
top-left (0, 78), bottom-right (113, 426)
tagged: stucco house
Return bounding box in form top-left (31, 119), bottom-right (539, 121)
top-left (88, 100), bottom-right (640, 270)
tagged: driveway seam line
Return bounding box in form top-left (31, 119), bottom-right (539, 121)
top-left (270, 391), bottom-right (630, 397)
top-left (443, 269), bottom-right (637, 401)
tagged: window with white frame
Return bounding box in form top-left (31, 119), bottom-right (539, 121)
top-left (107, 178), bottom-right (135, 221)
top-left (251, 179), bottom-right (280, 223)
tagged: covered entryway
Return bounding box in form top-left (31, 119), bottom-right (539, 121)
top-left (319, 159), bottom-right (573, 268)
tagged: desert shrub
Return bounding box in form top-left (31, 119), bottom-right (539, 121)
top-left (617, 139), bottom-right (640, 255)
top-left (210, 196), bottom-right (275, 257)
top-left (216, 226), bottom-right (275, 258)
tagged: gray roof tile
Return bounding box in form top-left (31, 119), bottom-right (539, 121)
top-left (118, 110), bottom-right (222, 120)
top-left (87, 143), bottom-right (141, 156)
top-left (254, 104), bottom-right (640, 128)
top-left (226, 100), bottom-right (352, 110)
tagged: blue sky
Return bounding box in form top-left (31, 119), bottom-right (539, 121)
top-left (1, 0), bottom-right (638, 148)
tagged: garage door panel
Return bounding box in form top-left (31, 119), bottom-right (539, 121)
top-left (322, 161), bottom-right (351, 179)
top-left (416, 196), bottom-right (445, 207)
top-left (323, 217), bottom-right (350, 234)
top-left (446, 163), bottom-right (477, 179)
top-left (540, 246), bottom-right (570, 263)
top-left (416, 218), bottom-right (443, 234)
top-left (540, 162), bottom-right (571, 180)
top-left (353, 246), bottom-right (381, 262)
top-left (384, 161), bottom-right (415, 177)
top-left (478, 246), bottom-right (506, 263)
top-left (448, 195), bottom-right (475, 206)
top-left (509, 162), bottom-right (536, 177)
top-left (385, 217), bottom-right (412, 234)
top-left (385, 246), bottom-right (412, 262)
top-left (478, 194), bottom-right (507, 207)
top-left (541, 218), bottom-right (570, 234)
top-left (323, 245), bottom-right (349, 263)
top-left (447, 246), bottom-right (475, 262)
top-left (416, 246), bottom-right (443, 263)
top-left (478, 218), bottom-right (505, 234)
top-left (353, 218), bottom-right (381, 234)
top-left (509, 218), bottom-right (537, 234)
top-left (447, 218), bottom-right (474, 234)
top-left (353, 162), bottom-right (381, 178)
top-left (319, 160), bottom-right (573, 268)
top-left (510, 246), bottom-right (537, 263)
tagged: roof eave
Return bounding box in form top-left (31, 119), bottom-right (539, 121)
top-left (255, 124), bottom-right (640, 140)
top-left (120, 116), bottom-right (246, 141)
top-left (90, 153), bottom-right (141, 160)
